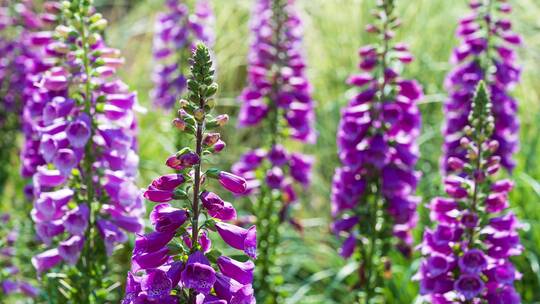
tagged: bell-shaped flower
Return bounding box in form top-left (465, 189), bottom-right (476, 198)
top-left (63, 204), bottom-right (89, 236)
top-left (132, 248), bottom-right (170, 272)
top-left (213, 273), bottom-right (255, 304)
top-left (33, 167), bottom-right (67, 188)
top-left (97, 219), bottom-right (128, 256)
top-left (58, 235), bottom-right (85, 265)
top-left (215, 222), bottom-right (257, 259)
top-left (134, 231), bottom-right (175, 255)
top-left (141, 269), bottom-right (172, 301)
top-left (201, 191), bottom-right (237, 221)
top-left (53, 148), bottom-right (77, 176)
top-left (217, 171), bottom-right (247, 194)
top-left (217, 256), bottom-right (254, 285)
top-left (454, 274), bottom-right (484, 300)
top-left (32, 248), bottom-right (62, 274)
top-left (66, 113), bottom-right (91, 148)
top-left (149, 203), bottom-right (188, 233)
top-left (180, 251), bottom-right (216, 295)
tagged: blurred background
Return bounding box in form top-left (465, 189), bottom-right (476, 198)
top-left (2, 0), bottom-right (540, 302)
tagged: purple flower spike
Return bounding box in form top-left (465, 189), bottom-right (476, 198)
top-left (231, 4), bottom-right (316, 290)
top-left (238, 0), bottom-right (316, 142)
top-left (331, 0), bottom-right (422, 296)
top-left (442, 0), bottom-right (522, 172)
top-left (181, 251), bottom-right (216, 295)
top-left (150, 0), bottom-right (214, 109)
top-left (12, 0), bottom-right (144, 295)
top-left (418, 83), bottom-right (523, 302)
top-left (123, 44), bottom-right (256, 301)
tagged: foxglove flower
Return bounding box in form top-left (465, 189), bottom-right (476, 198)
top-left (123, 44), bottom-right (256, 304)
top-left (442, 0), bottom-right (521, 172)
top-left (151, 0), bottom-right (215, 109)
top-left (417, 83), bottom-right (523, 302)
top-left (232, 0), bottom-right (316, 296)
top-left (238, 0), bottom-right (315, 143)
top-left (19, 1), bottom-right (144, 299)
top-left (331, 1), bottom-right (422, 299)
top-left (0, 1), bottom-right (43, 193)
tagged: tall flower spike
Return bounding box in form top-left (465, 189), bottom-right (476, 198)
top-left (232, 0), bottom-right (316, 299)
top-left (331, 0), bottom-right (422, 301)
top-left (20, 0), bottom-right (144, 301)
top-left (417, 82), bottom-right (523, 303)
top-left (442, 0), bottom-right (521, 172)
top-left (151, 0), bottom-right (215, 109)
top-left (123, 44), bottom-right (256, 304)
top-left (0, 1), bottom-right (42, 195)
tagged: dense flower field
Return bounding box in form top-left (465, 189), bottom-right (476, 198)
top-left (1, 0), bottom-right (539, 303)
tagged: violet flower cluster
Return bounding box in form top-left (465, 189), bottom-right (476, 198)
top-left (237, 0), bottom-right (316, 143)
top-left (232, 0), bottom-right (315, 297)
top-left (21, 1), bottom-right (144, 278)
top-left (123, 44), bottom-right (256, 304)
top-left (442, 0), bottom-right (521, 172)
top-left (330, 1), bottom-right (422, 299)
top-left (0, 1), bottom-right (43, 193)
top-left (331, 1), bottom-right (422, 258)
top-left (151, 0), bottom-right (214, 109)
top-left (0, 214), bottom-right (39, 299)
top-left (417, 82), bottom-right (522, 303)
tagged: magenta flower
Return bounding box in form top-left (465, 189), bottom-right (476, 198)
top-left (331, 2), bottom-right (422, 298)
top-left (217, 171), bottom-right (248, 194)
top-left (123, 45), bottom-right (256, 303)
top-left (215, 222), bottom-right (257, 259)
top-left (417, 83), bottom-right (523, 302)
top-left (151, 0), bottom-right (214, 109)
top-left (238, 0), bottom-right (315, 143)
top-left (19, 0), bottom-right (144, 284)
top-left (141, 269), bottom-right (173, 301)
top-left (149, 203), bottom-right (188, 233)
top-left (181, 251), bottom-right (216, 295)
top-left (442, 0), bottom-right (521, 172)
top-left (217, 256), bottom-right (255, 285)
top-left (58, 235), bottom-right (85, 265)
top-left (31, 249), bottom-right (62, 275)
top-left (201, 191), bottom-right (237, 221)
top-left (134, 231), bottom-right (176, 255)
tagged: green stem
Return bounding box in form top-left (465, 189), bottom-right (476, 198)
top-left (188, 89), bottom-right (206, 304)
top-left (358, 2), bottom-right (394, 302)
